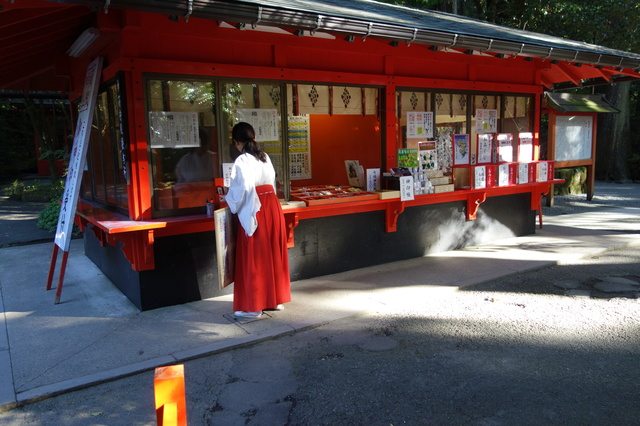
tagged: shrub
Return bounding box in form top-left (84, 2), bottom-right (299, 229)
top-left (36, 181), bottom-right (79, 235)
top-left (2, 180), bottom-right (25, 200)
top-left (37, 201), bottom-right (61, 232)
top-left (23, 180), bottom-right (64, 202)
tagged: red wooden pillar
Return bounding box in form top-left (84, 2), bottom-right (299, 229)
top-left (384, 80), bottom-right (398, 171)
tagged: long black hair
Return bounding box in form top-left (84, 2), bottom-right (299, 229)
top-left (232, 122), bottom-right (267, 162)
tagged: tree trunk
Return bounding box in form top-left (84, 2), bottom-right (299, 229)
top-left (596, 81), bottom-right (631, 181)
top-left (24, 97), bottom-right (60, 182)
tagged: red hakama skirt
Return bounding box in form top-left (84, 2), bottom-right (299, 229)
top-left (233, 185), bottom-right (291, 312)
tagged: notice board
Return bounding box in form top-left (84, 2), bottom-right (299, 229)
top-left (554, 115), bottom-right (593, 161)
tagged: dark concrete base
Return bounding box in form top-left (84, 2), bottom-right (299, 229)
top-left (288, 193), bottom-right (535, 281)
top-left (84, 193), bottom-right (535, 310)
top-left (84, 229), bottom-right (231, 311)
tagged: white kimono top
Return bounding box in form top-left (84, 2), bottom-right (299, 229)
top-left (225, 152), bottom-right (276, 237)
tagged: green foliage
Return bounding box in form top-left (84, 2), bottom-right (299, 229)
top-left (24, 180), bottom-right (64, 202)
top-left (37, 201), bottom-right (61, 232)
top-left (554, 167), bottom-right (588, 195)
top-left (382, 0), bottom-right (640, 53)
top-left (0, 92), bottom-right (72, 181)
top-left (3, 179), bottom-right (64, 202)
top-left (36, 180), bottom-right (77, 234)
top-left (2, 180), bottom-right (25, 200)
top-left (37, 199), bottom-right (81, 235)
top-left (38, 148), bottom-right (68, 162)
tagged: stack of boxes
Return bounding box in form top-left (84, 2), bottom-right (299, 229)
top-left (408, 168), bottom-right (454, 195)
top-left (426, 169), bottom-right (454, 193)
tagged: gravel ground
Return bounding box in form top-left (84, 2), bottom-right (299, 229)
top-left (0, 182), bottom-right (638, 425)
top-left (4, 243), bottom-right (638, 426)
top-left (543, 181), bottom-right (640, 215)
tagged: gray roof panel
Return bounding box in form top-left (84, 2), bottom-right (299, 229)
top-left (233, 0), bottom-right (640, 65)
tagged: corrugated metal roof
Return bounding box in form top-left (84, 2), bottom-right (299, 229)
top-left (25, 0), bottom-right (640, 68)
top-left (545, 92), bottom-right (620, 114)
top-left (240, 0), bottom-right (640, 66)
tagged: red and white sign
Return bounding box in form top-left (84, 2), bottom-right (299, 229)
top-left (54, 57), bottom-right (103, 252)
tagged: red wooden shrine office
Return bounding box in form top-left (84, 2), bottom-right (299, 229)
top-left (3, 0), bottom-right (640, 310)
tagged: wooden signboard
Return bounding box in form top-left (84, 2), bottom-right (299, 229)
top-left (46, 57), bottom-right (103, 304)
top-left (214, 207), bottom-right (236, 289)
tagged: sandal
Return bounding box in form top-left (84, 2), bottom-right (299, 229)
top-left (234, 311), bottom-right (262, 318)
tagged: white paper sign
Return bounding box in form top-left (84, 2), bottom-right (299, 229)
top-left (518, 132), bottom-right (534, 162)
top-left (222, 163), bottom-right (233, 187)
top-left (537, 162), bottom-right (549, 182)
top-left (400, 176), bottom-right (414, 201)
top-left (477, 134), bottom-right (493, 164)
top-left (55, 57), bottom-right (103, 252)
top-left (475, 109), bottom-right (498, 133)
top-left (366, 168), bottom-right (381, 191)
top-left (498, 163), bottom-right (510, 186)
top-left (497, 133), bottom-right (514, 162)
top-left (518, 163), bottom-right (529, 184)
top-left (237, 109), bottom-right (279, 142)
top-left (406, 111), bottom-right (434, 138)
top-left (148, 111), bottom-right (199, 148)
top-left (474, 166), bottom-right (487, 189)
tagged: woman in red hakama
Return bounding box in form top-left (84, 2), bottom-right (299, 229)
top-left (226, 122), bottom-right (291, 317)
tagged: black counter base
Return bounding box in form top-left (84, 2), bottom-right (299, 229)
top-left (84, 194), bottom-right (535, 310)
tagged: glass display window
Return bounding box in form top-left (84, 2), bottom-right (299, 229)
top-left (470, 94), bottom-right (501, 165)
top-left (396, 90), bottom-right (432, 150)
top-left (146, 79), bottom-right (218, 215)
top-left (434, 92), bottom-right (468, 175)
top-left (81, 77), bottom-right (129, 213)
top-left (503, 95), bottom-right (532, 134)
top-left (144, 78), bottom-right (381, 215)
top-left (285, 84), bottom-right (382, 190)
top-left (220, 82), bottom-right (286, 198)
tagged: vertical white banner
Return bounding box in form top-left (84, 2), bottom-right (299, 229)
top-left (54, 57), bottom-right (103, 252)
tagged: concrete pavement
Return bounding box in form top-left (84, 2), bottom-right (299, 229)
top-left (0, 184), bottom-right (639, 412)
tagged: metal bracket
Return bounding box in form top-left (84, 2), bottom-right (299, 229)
top-left (447, 34), bottom-right (459, 49)
top-left (407, 28), bottom-right (418, 46)
top-left (481, 39), bottom-right (493, 53)
top-left (311, 15), bottom-right (323, 35)
top-left (252, 7), bottom-right (262, 29)
top-left (362, 22), bottom-right (373, 41)
top-left (185, 0), bottom-right (193, 22)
